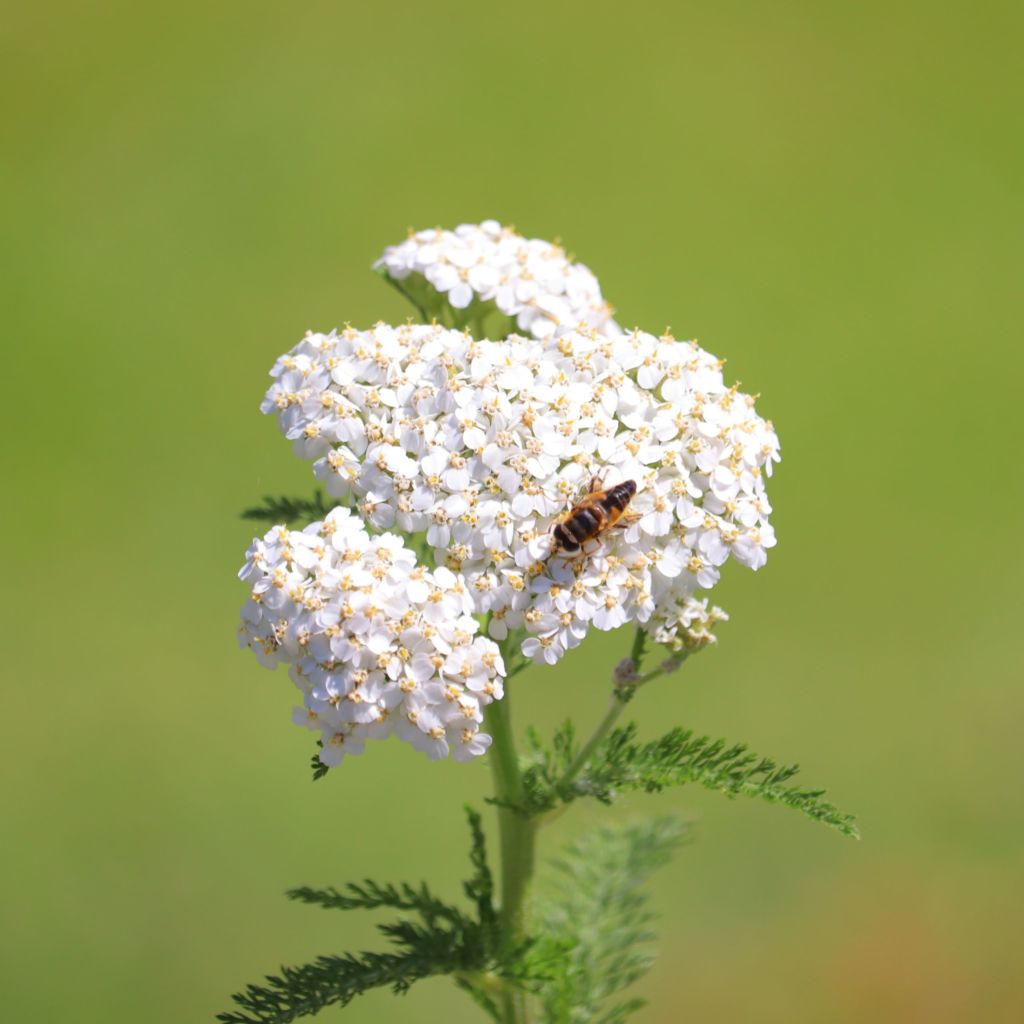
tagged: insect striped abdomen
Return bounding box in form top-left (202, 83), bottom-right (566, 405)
top-left (549, 478), bottom-right (637, 558)
top-left (552, 522), bottom-right (581, 552)
top-left (554, 507), bottom-right (603, 552)
top-left (601, 481), bottom-right (637, 515)
top-left (568, 507), bottom-right (602, 540)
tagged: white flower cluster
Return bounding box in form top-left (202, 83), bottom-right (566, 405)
top-left (261, 320), bottom-right (779, 667)
top-left (375, 220), bottom-right (619, 339)
top-left (238, 507), bottom-right (504, 764)
top-left (648, 596), bottom-right (729, 653)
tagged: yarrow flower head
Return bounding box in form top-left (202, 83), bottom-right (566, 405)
top-left (260, 321), bottom-right (779, 666)
top-left (375, 220), bottom-right (619, 339)
top-left (238, 507), bottom-right (504, 765)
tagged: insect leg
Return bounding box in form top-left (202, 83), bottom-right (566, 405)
top-left (612, 510), bottom-right (644, 530)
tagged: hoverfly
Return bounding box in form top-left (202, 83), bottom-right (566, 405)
top-left (549, 476), bottom-right (639, 559)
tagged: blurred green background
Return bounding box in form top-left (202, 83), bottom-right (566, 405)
top-left (3, 1), bottom-right (1022, 1021)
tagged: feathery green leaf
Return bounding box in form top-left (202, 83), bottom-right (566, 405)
top-left (527, 817), bottom-right (688, 1024)
top-left (241, 491), bottom-right (335, 527)
top-left (309, 746), bottom-right (330, 781)
top-left (287, 879), bottom-right (468, 928)
top-left (507, 722), bottom-right (859, 837)
top-left (217, 930), bottom-right (476, 1024)
top-left (463, 806), bottom-right (499, 952)
top-left (219, 807), bottom-right (503, 1022)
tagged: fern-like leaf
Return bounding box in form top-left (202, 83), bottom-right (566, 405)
top-left (511, 722), bottom-right (859, 837)
top-left (287, 879), bottom-right (468, 929)
top-left (241, 492), bottom-right (335, 527)
top-left (220, 807), bottom-right (502, 1022)
top-left (309, 746), bottom-right (330, 781)
top-left (218, 931), bottom-right (475, 1024)
top-left (527, 817), bottom-right (688, 1024)
top-left (462, 806), bottom-right (499, 952)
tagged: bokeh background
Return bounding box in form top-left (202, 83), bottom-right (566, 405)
top-left (3, 2), bottom-right (1022, 1021)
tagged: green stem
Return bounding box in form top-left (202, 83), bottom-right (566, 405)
top-left (473, 309), bottom-right (489, 339)
top-left (559, 691), bottom-right (628, 792)
top-left (376, 268), bottom-right (430, 321)
top-left (484, 680), bottom-right (535, 1024)
top-left (555, 628), bottom-right (647, 794)
top-left (629, 626), bottom-right (647, 664)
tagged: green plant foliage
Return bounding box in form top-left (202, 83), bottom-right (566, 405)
top-left (287, 880), bottom-right (469, 929)
top-left (516, 722), bottom-right (578, 812)
top-left (217, 941), bottom-right (471, 1024)
top-left (309, 748), bottom-right (330, 781)
top-left (512, 722), bottom-right (859, 838)
top-left (218, 808), bottom-right (503, 1023)
top-left (240, 491), bottom-right (335, 527)
top-left (527, 817), bottom-right (689, 1024)
top-left (464, 807), bottom-right (500, 950)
